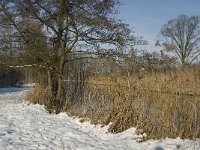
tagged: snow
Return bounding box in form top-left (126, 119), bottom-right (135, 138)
top-left (0, 87), bottom-right (200, 150)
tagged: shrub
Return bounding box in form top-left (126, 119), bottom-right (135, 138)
top-left (25, 85), bottom-right (53, 112)
top-left (0, 65), bottom-right (24, 87)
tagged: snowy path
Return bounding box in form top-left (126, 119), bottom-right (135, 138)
top-left (0, 87), bottom-right (199, 150)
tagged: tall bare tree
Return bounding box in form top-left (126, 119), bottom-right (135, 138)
top-left (158, 15), bottom-right (200, 67)
top-left (0, 0), bottom-right (144, 108)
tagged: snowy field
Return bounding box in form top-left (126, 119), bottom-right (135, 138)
top-left (0, 87), bottom-right (199, 150)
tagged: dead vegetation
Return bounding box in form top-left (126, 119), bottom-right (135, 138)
top-left (26, 85), bottom-right (52, 109)
top-left (67, 68), bottom-right (200, 140)
top-left (26, 66), bottom-right (200, 140)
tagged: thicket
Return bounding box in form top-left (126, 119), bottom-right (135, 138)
top-left (0, 65), bottom-right (24, 87)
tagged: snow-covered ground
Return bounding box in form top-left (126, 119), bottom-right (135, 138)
top-left (0, 87), bottom-right (199, 150)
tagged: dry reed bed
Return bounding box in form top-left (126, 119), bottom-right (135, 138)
top-left (77, 69), bottom-right (200, 140)
top-left (26, 69), bottom-right (200, 140)
top-left (87, 69), bottom-right (200, 96)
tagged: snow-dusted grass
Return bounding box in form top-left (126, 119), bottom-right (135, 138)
top-left (0, 87), bottom-right (199, 150)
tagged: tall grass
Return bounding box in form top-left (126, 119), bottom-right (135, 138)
top-left (70, 68), bottom-right (200, 140)
top-left (26, 67), bottom-right (200, 140)
top-left (26, 85), bottom-right (53, 109)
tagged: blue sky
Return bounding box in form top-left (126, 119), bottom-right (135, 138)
top-left (118, 0), bottom-right (200, 51)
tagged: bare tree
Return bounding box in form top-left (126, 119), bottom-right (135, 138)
top-left (0, 0), bottom-right (144, 108)
top-left (158, 15), bottom-right (200, 67)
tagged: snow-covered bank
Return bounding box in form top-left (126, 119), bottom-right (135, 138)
top-left (0, 87), bottom-right (199, 150)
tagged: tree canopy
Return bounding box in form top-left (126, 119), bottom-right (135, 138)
top-left (0, 0), bottom-right (145, 109)
top-left (158, 15), bottom-right (200, 67)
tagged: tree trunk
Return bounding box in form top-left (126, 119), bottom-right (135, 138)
top-left (55, 44), bottom-right (66, 109)
top-left (47, 69), bottom-right (53, 97)
top-left (56, 73), bottom-right (63, 100)
top-left (181, 57), bottom-right (187, 69)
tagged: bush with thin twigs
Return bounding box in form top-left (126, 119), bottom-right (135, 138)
top-left (0, 65), bottom-right (24, 87)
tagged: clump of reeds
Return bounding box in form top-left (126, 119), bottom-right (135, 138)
top-left (25, 84), bottom-right (53, 111)
top-left (72, 68), bottom-right (200, 140)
